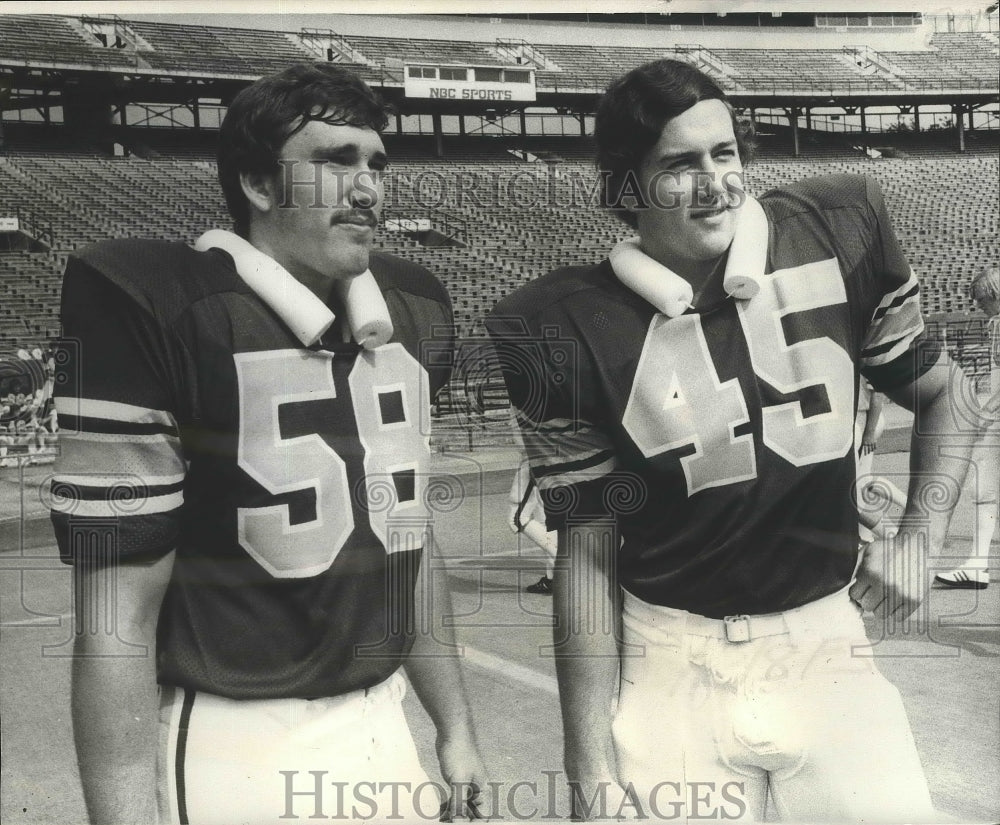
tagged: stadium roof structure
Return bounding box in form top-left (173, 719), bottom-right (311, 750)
top-left (0, 11), bottom-right (996, 153)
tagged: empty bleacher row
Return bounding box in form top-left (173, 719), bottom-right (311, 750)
top-left (126, 20), bottom-right (321, 78)
top-left (0, 145), bottom-right (996, 354)
top-left (0, 14), bottom-right (133, 69)
top-left (927, 32), bottom-right (1000, 85)
top-left (0, 252), bottom-right (61, 348)
top-left (0, 15), bottom-right (997, 91)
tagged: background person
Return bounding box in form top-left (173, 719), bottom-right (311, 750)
top-left (508, 461), bottom-right (558, 595)
top-left (936, 266), bottom-right (999, 590)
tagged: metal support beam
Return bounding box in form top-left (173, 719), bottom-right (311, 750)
top-left (432, 112), bottom-right (444, 158)
top-left (785, 106), bottom-right (801, 157)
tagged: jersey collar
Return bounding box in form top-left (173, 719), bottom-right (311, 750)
top-left (194, 229), bottom-right (393, 350)
top-left (609, 195), bottom-right (769, 317)
top-left (195, 229), bottom-right (333, 346)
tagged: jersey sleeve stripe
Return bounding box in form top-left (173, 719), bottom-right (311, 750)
top-left (536, 455), bottom-right (617, 491)
top-left (528, 444), bottom-right (615, 473)
top-left (52, 473), bottom-right (185, 491)
top-left (861, 292), bottom-right (924, 368)
top-left (864, 332), bottom-right (914, 359)
top-left (55, 397), bottom-right (178, 427)
top-left (871, 280), bottom-right (920, 322)
top-left (50, 489), bottom-right (184, 518)
top-left (61, 431), bottom-right (182, 445)
top-left (59, 414), bottom-right (179, 437)
top-left (512, 414), bottom-right (587, 435)
top-left (512, 412), bottom-right (606, 442)
top-left (533, 448), bottom-right (616, 479)
top-left (864, 335), bottom-right (942, 390)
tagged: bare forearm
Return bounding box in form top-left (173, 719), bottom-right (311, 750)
top-left (72, 631), bottom-right (160, 824)
top-left (552, 594), bottom-right (620, 776)
top-left (405, 601), bottom-right (476, 743)
top-left (404, 549), bottom-right (476, 743)
top-left (404, 548), bottom-right (488, 815)
top-left (553, 526), bottom-right (621, 779)
top-left (71, 551), bottom-right (174, 825)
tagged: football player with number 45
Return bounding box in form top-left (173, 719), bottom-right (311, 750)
top-left (51, 64), bottom-right (487, 825)
top-left (487, 59), bottom-right (975, 822)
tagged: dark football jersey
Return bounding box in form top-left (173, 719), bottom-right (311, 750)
top-left (51, 239), bottom-right (453, 699)
top-left (487, 174), bottom-right (939, 618)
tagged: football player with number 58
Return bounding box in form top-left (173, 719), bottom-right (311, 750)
top-left (51, 64), bottom-right (487, 825)
top-left (488, 59), bottom-right (975, 822)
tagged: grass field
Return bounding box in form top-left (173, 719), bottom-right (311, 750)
top-left (1, 449), bottom-right (998, 824)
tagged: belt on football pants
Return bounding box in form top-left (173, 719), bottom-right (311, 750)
top-left (622, 585), bottom-right (857, 644)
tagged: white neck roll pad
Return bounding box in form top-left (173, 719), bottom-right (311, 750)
top-left (609, 195), bottom-right (767, 316)
top-left (332, 272), bottom-right (394, 350)
top-left (194, 230), bottom-right (333, 345)
top-left (722, 195), bottom-right (767, 301)
top-left (193, 230), bottom-right (393, 350)
top-left (609, 237), bottom-right (693, 319)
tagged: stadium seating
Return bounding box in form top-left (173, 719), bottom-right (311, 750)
top-left (1, 143), bottom-right (995, 349)
top-left (127, 20), bottom-right (318, 77)
top-left (0, 14), bottom-right (134, 69)
top-left (927, 32), bottom-right (1000, 85)
top-left (718, 49), bottom-right (896, 91)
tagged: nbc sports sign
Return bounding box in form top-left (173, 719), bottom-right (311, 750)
top-left (404, 65), bottom-right (536, 102)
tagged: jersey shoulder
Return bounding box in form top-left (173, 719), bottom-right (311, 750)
top-left (760, 172), bottom-right (877, 226)
top-left (67, 238), bottom-right (243, 324)
top-left (369, 251), bottom-right (454, 394)
top-left (370, 250), bottom-right (452, 347)
top-left (488, 259), bottom-right (642, 336)
top-left (370, 250), bottom-right (449, 308)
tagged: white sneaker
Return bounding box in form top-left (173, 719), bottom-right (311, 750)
top-left (935, 567), bottom-right (989, 590)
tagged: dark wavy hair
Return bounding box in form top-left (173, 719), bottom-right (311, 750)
top-left (218, 63), bottom-right (391, 237)
top-left (595, 59), bottom-right (755, 228)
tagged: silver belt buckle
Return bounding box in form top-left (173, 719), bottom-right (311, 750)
top-left (723, 614), bottom-right (751, 643)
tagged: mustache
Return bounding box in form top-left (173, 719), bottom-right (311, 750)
top-left (690, 190), bottom-right (743, 213)
top-left (330, 209), bottom-right (378, 228)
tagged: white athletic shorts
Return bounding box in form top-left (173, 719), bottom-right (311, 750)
top-left (157, 671), bottom-right (436, 825)
top-left (970, 416), bottom-right (999, 502)
top-left (613, 587), bottom-right (938, 824)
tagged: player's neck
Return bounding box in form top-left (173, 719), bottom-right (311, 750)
top-left (639, 242), bottom-right (729, 308)
top-left (246, 229), bottom-right (335, 303)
